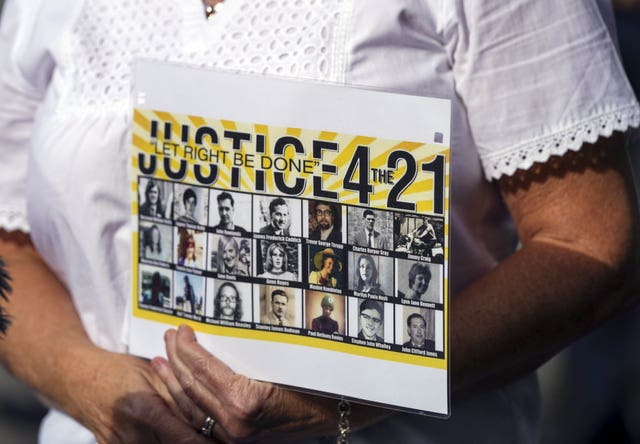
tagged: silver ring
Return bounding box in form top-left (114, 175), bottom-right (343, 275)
top-left (201, 416), bottom-right (216, 437)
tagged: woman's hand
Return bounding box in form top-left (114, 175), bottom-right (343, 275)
top-left (0, 231), bottom-right (209, 444)
top-left (153, 324), bottom-right (390, 443)
top-left (57, 348), bottom-right (211, 444)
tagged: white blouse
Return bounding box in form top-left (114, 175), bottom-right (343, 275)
top-left (0, 0), bottom-right (637, 443)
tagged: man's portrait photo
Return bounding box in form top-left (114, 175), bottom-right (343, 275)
top-left (174, 228), bottom-right (205, 269)
top-left (254, 196), bottom-right (301, 237)
top-left (349, 298), bottom-right (387, 342)
top-left (138, 177), bottom-right (171, 219)
top-left (259, 285), bottom-right (300, 327)
top-left (394, 214), bottom-right (445, 262)
top-left (347, 207), bottom-right (392, 250)
top-left (403, 311), bottom-right (435, 350)
top-left (396, 259), bottom-right (442, 303)
top-left (305, 291), bottom-right (345, 335)
top-left (209, 235), bottom-right (251, 276)
top-left (347, 252), bottom-right (393, 296)
top-left (139, 221), bottom-right (172, 263)
top-left (307, 246), bottom-right (344, 289)
top-left (173, 184), bottom-right (207, 225)
top-left (205, 279), bottom-right (252, 322)
top-left (173, 272), bottom-right (204, 316)
top-left (396, 307), bottom-right (442, 352)
top-left (256, 241), bottom-right (299, 281)
top-left (307, 200), bottom-right (342, 242)
top-left (139, 265), bottom-right (172, 309)
top-left (209, 190), bottom-right (250, 235)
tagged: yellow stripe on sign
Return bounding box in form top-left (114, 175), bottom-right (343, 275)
top-left (317, 131), bottom-right (338, 141)
top-left (133, 110), bottom-right (151, 132)
top-left (286, 127), bottom-right (302, 138)
top-left (333, 136), bottom-right (377, 167)
top-left (221, 120), bottom-right (237, 131)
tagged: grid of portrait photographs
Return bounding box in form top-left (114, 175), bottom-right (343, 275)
top-left (137, 177), bottom-right (446, 358)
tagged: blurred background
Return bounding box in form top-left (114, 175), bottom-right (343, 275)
top-left (0, 0), bottom-right (639, 443)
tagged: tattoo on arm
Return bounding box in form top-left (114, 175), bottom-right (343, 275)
top-left (0, 257), bottom-right (12, 335)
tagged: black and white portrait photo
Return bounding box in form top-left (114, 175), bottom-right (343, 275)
top-left (347, 252), bottom-right (393, 296)
top-left (208, 190), bottom-right (251, 235)
top-left (394, 214), bottom-right (445, 262)
top-left (395, 306), bottom-right (443, 352)
top-left (139, 221), bottom-right (172, 263)
top-left (347, 297), bottom-right (391, 343)
top-left (138, 177), bottom-right (171, 219)
top-left (173, 184), bottom-right (207, 226)
top-left (396, 259), bottom-right (442, 303)
top-left (209, 234), bottom-right (251, 276)
top-left (205, 279), bottom-right (252, 322)
top-left (256, 240), bottom-right (299, 281)
top-left (254, 196), bottom-right (301, 237)
top-left (347, 207), bottom-right (393, 250)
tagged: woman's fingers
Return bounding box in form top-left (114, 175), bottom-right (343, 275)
top-left (151, 357), bottom-right (207, 426)
top-left (171, 325), bottom-right (238, 393)
top-left (163, 325), bottom-right (277, 442)
top-left (163, 327), bottom-right (246, 441)
top-left (152, 354), bottom-right (231, 443)
top-left (164, 328), bottom-right (226, 409)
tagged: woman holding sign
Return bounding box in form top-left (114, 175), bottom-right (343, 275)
top-left (0, 1), bottom-right (639, 443)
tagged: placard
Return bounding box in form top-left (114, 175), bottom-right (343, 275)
top-left (129, 60), bottom-right (451, 415)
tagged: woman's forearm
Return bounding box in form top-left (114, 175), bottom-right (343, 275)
top-left (0, 230), bottom-right (99, 415)
top-left (451, 239), bottom-right (637, 397)
top-left (451, 136), bottom-right (640, 397)
top-left (0, 230), bottom-right (205, 443)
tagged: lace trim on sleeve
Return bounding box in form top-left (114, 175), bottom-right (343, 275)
top-left (0, 210), bottom-right (30, 233)
top-left (482, 103), bottom-right (640, 180)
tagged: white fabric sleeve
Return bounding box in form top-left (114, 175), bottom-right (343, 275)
top-left (0, 0), bottom-right (53, 232)
top-left (448, 0), bottom-right (640, 180)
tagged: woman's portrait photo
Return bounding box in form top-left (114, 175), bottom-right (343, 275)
top-left (175, 228), bottom-right (205, 269)
top-left (257, 241), bottom-right (299, 281)
top-left (139, 265), bottom-right (172, 309)
top-left (138, 177), bottom-right (170, 219)
top-left (307, 246), bottom-right (344, 289)
top-left (210, 235), bottom-right (251, 276)
top-left (139, 222), bottom-right (172, 263)
top-left (348, 253), bottom-right (393, 296)
top-left (173, 272), bottom-right (204, 316)
top-left (395, 259), bottom-right (442, 304)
